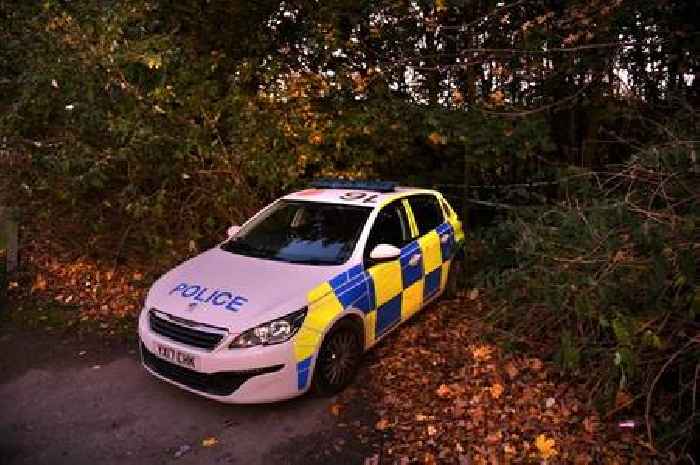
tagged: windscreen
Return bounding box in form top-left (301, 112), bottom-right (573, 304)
top-left (222, 200), bottom-right (371, 265)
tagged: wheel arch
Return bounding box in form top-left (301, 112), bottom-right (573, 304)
top-left (327, 312), bottom-right (365, 350)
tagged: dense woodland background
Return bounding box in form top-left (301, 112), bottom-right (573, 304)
top-left (1, 0), bottom-right (698, 460)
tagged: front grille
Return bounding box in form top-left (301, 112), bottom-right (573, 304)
top-left (141, 343), bottom-right (283, 396)
top-left (149, 310), bottom-right (226, 350)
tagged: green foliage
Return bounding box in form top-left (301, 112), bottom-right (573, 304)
top-left (471, 115), bottom-right (699, 451)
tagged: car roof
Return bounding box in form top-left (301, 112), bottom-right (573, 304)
top-left (283, 187), bottom-right (439, 208)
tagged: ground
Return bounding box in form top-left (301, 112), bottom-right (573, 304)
top-left (0, 325), bottom-right (371, 465)
top-left (0, 293), bottom-right (656, 465)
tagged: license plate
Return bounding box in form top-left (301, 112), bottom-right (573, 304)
top-left (155, 343), bottom-right (197, 369)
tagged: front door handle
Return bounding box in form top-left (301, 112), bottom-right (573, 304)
top-left (408, 253), bottom-right (421, 267)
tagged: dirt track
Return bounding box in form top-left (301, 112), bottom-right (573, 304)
top-left (0, 327), bottom-right (368, 465)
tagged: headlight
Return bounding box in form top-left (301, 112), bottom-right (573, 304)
top-left (229, 307), bottom-right (307, 348)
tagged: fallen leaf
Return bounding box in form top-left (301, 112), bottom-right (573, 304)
top-left (489, 89), bottom-right (505, 106)
top-left (309, 131), bottom-right (324, 145)
top-left (574, 452), bottom-right (593, 465)
top-left (428, 132), bottom-right (445, 145)
top-left (489, 383), bottom-right (504, 399)
top-left (201, 437), bottom-right (218, 447)
top-left (436, 384), bottom-right (453, 398)
top-left (328, 403), bottom-right (343, 417)
top-left (375, 418), bottom-right (390, 431)
top-left (529, 358), bottom-right (544, 371)
top-left (615, 390), bottom-right (632, 409)
top-left (582, 416), bottom-right (597, 434)
top-left (535, 434), bottom-right (557, 460)
top-left (32, 273), bottom-right (48, 292)
top-left (612, 250), bottom-right (626, 263)
top-left (471, 345), bottom-right (493, 361)
top-left (505, 361), bottom-right (519, 379)
top-left (486, 431), bottom-right (502, 444)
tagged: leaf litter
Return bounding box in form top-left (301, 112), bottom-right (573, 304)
top-left (338, 296), bottom-right (656, 464)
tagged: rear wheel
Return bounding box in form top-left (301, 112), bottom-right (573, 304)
top-left (311, 320), bottom-right (362, 396)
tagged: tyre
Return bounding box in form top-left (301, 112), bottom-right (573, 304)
top-left (311, 319), bottom-right (363, 396)
top-left (444, 257), bottom-right (463, 299)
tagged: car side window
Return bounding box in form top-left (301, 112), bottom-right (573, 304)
top-left (364, 201), bottom-right (410, 258)
top-left (407, 195), bottom-right (445, 236)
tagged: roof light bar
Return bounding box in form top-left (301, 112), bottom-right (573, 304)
top-left (310, 179), bottom-right (397, 193)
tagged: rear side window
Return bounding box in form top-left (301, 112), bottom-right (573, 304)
top-left (408, 195), bottom-right (444, 236)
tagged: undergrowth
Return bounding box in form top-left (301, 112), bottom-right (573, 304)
top-left (469, 118), bottom-right (699, 459)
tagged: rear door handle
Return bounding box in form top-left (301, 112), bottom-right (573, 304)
top-left (408, 253), bottom-right (421, 267)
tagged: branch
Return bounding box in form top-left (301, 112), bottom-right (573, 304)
top-left (645, 340), bottom-right (696, 448)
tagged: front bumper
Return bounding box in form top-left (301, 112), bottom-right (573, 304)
top-left (138, 310), bottom-right (305, 403)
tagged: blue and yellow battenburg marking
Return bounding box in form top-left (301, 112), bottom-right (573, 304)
top-left (292, 217), bottom-right (463, 391)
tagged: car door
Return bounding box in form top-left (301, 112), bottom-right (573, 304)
top-left (363, 200), bottom-right (413, 342)
top-left (406, 194), bottom-right (452, 303)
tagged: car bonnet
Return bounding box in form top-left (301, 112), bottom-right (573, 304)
top-left (144, 247), bottom-right (349, 332)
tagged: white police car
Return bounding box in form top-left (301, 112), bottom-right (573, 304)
top-left (138, 181), bottom-right (464, 403)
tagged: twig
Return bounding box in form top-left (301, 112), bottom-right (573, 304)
top-left (645, 340), bottom-right (695, 447)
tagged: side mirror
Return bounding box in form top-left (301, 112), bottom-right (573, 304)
top-left (369, 244), bottom-right (401, 262)
top-left (227, 225), bottom-right (241, 238)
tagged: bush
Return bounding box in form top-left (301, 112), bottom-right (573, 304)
top-left (472, 126), bottom-right (699, 454)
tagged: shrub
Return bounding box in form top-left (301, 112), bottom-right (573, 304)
top-left (472, 121), bottom-right (699, 454)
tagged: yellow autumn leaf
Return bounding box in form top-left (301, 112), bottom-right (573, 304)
top-left (489, 383), bottom-right (504, 399)
top-left (309, 131), bottom-right (324, 145)
top-left (32, 273), bottom-right (48, 292)
top-left (435, 384), bottom-right (453, 398)
top-left (201, 437), bottom-right (218, 447)
top-left (145, 54), bottom-right (162, 70)
top-left (375, 418), bottom-right (390, 431)
top-left (535, 434), bottom-right (557, 460)
top-left (427, 132), bottom-right (445, 145)
top-left (328, 402), bottom-right (343, 416)
top-left (471, 344), bottom-right (493, 361)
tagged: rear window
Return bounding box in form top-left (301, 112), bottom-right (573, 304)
top-left (407, 195), bottom-right (444, 236)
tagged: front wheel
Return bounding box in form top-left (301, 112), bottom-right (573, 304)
top-left (311, 320), bottom-right (362, 396)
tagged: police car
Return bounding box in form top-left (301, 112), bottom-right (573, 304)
top-left (138, 180), bottom-right (464, 403)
